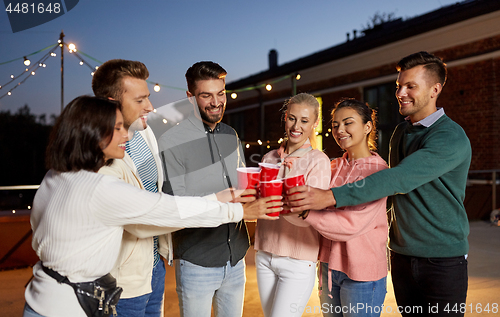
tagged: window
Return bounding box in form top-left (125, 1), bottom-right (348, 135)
top-left (364, 82), bottom-right (404, 161)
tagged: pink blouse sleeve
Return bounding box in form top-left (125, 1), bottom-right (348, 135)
top-left (305, 159), bottom-right (388, 241)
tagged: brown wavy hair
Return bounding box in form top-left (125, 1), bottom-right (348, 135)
top-left (92, 59), bottom-right (149, 101)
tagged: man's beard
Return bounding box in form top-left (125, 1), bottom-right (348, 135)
top-left (200, 105), bottom-right (225, 124)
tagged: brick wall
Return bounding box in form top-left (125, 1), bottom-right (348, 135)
top-left (226, 36), bottom-right (500, 170)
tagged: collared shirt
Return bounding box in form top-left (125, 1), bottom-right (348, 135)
top-left (159, 112), bottom-right (248, 267)
top-left (410, 108), bottom-right (445, 127)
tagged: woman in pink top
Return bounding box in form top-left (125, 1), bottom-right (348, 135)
top-left (254, 93), bottom-right (331, 317)
top-left (303, 99), bottom-right (388, 317)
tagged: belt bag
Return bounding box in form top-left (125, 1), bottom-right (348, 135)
top-left (42, 264), bottom-right (122, 317)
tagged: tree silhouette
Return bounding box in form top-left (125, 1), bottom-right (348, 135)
top-left (0, 105), bottom-right (53, 186)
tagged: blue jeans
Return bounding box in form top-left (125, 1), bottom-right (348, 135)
top-left (174, 259), bottom-right (246, 317)
top-left (390, 252), bottom-right (468, 317)
top-left (319, 262), bottom-right (387, 317)
top-left (23, 303), bottom-right (45, 317)
top-left (116, 259), bottom-right (166, 317)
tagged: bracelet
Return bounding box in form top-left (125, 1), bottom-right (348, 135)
top-left (298, 210), bottom-right (310, 219)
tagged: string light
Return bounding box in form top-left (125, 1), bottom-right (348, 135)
top-left (246, 144), bottom-right (250, 148)
top-left (265, 84), bottom-right (272, 91)
top-left (296, 73), bottom-right (301, 80)
top-left (231, 92), bottom-right (237, 99)
top-left (162, 119), bottom-right (168, 124)
top-left (0, 44), bottom-right (94, 100)
top-left (68, 43), bottom-right (76, 53)
top-left (0, 39), bottom-right (201, 100)
top-left (257, 140), bottom-right (263, 145)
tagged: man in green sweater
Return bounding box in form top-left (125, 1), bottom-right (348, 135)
top-left (289, 51), bottom-right (471, 317)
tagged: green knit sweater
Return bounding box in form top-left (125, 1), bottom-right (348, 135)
top-left (332, 115), bottom-right (471, 257)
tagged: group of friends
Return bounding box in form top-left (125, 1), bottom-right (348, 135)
top-left (23, 50), bottom-right (471, 317)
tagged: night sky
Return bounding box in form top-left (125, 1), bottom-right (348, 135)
top-left (0, 0), bottom-right (462, 117)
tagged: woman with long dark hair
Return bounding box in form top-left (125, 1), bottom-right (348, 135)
top-left (304, 98), bottom-right (388, 317)
top-left (23, 96), bottom-right (279, 317)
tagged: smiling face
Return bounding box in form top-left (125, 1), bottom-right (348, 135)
top-left (119, 76), bottom-right (153, 130)
top-left (188, 78), bottom-right (226, 129)
top-left (284, 102), bottom-right (317, 153)
top-left (332, 107), bottom-right (372, 160)
top-left (102, 109), bottom-right (128, 161)
top-left (396, 65), bottom-right (442, 123)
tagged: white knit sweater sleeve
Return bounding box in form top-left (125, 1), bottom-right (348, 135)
top-left (91, 174), bottom-right (243, 227)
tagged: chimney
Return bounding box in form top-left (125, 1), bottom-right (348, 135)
top-left (346, 33), bottom-right (350, 41)
top-left (353, 30), bottom-right (357, 39)
top-left (269, 49), bottom-right (278, 69)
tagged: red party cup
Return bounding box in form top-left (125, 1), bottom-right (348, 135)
top-left (259, 162), bottom-right (280, 182)
top-left (281, 175), bottom-right (305, 214)
top-left (237, 167), bottom-right (261, 197)
top-left (260, 179), bottom-right (283, 216)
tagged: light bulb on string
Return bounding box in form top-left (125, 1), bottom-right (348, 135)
top-left (8, 92), bottom-right (11, 96)
top-left (245, 144), bottom-right (250, 149)
top-left (265, 84), bottom-right (272, 91)
top-left (295, 73), bottom-right (301, 80)
top-left (68, 43), bottom-right (76, 53)
top-left (231, 92), bottom-right (237, 99)
top-left (10, 75), bottom-right (14, 79)
top-left (91, 72), bottom-right (95, 76)
top-left (31, 71), bottom-right (35, 76)
top-left (79, 61), bottom-right (84, 66)
top-left (154, 84), bottom-right (160, 92)
top-left (23, 56), bottom-right (30, 66)
top-left (258, 140), bottom-right (263, 145)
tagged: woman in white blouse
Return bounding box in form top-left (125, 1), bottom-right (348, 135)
top-left (23, 96), bottom-right (280, 317)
